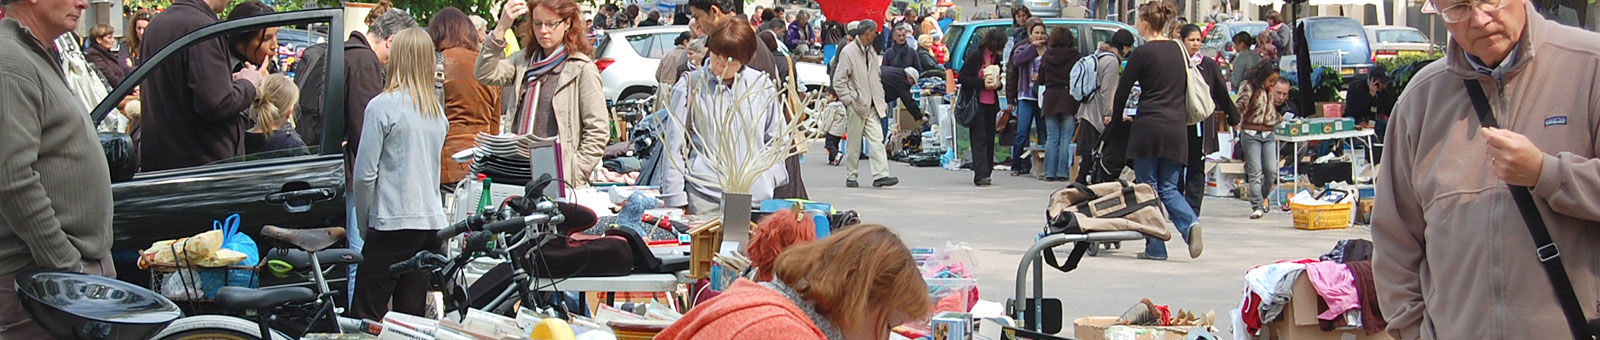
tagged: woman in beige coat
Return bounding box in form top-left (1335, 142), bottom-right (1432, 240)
top-left (476, 0), bottom-right (610, 188)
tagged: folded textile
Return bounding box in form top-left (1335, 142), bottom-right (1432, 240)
top-left (605, 157), bottom-right (643, 173)
top-left (1305, 261), bottom-right (1360, 320)
top-left (1243, 261), bottom-right (1312, 325)
top-left (1319, 239), bottom-right (1374, 263)
top-left (1323, 261), bottom-right (1387, 335)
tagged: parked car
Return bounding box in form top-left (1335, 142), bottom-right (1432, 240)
top-left (89, 9), bottom-right (352, 290)
top-left (1364, 25), bottom-right (1434, 59)
top-left (1200, 20), bottom-right (1266, 62)
top-left (594, 25), bottom-right (829, 105)
top-left (1290, 16), bottom-right (1376, 82)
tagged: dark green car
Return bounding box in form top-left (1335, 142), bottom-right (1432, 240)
top-left (89, 9), bottom-right (352, 290)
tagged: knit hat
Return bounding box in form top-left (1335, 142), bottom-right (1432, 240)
top-left (1109, 29), bottom-right (1136, 48)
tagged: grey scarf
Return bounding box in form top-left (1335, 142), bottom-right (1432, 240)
top-left (761, 280), bottom-right (845, 340)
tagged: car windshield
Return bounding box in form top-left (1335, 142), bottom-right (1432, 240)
top-left (1377, 29), bottom-right (1428, 43)
top-left (1307, 19), bottom-right (1364, 40)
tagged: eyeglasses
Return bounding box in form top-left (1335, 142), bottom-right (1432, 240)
top-left (528, 19), bottom-right (568, 30)
top-left (1433, 0), bottom-right (1512, 23)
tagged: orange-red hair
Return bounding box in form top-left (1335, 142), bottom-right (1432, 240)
top-left (520, 0), bottom-right (594, 58)
top-left (748, 209), bottom-right (816, 281)
top-left (772, 224), bottom-right (930, 331)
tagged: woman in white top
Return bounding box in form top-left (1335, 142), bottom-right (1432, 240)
top-left (660, 21), bottom-right (789, 215)
top-left (349, 28), bottom-right (450, 321)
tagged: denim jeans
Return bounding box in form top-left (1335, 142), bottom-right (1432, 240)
top-left (1012, 100), bottom-right (1040, 169)
top-left (1042, 114), bottom-right (1075, 179)
top-left (345, 198), bottom-right (363, 306)
top-left (1240, 131), bottom-right (1280, 211)
top-left (1134, 157), bottom-right (1196, 258)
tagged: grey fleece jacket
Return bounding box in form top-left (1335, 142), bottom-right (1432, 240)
top-left (0, 19), bottom-right (114, 274)
top-left (1373, 6), bottom-right (1600, 339)
top-left (352, 92), bottom-right (449, 232)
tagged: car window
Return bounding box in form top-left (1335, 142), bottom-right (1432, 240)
top-left (943, 25), bottom-right (967, 51)
top-left (627, 33), bottom-right (657, 58)
top-left (120, 21), bottom-right (334, 173)
top-left (1377, 29), bottom-right (1428, 43)
top-left (656, 32), bottom-right (686, 58)
top-left (1306, 19), bottom-right (1364, 40)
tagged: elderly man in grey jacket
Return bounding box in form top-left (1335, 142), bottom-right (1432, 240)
top-left (0, 0), bottom-right (116, 336)
top-left (831, 20), bottom-right (898, 189)
top-left (1373, 0), bottom-right (1600, 338)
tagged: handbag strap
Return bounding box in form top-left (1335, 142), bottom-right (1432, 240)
top-left (1464, 79), bottom-right (1595, 340)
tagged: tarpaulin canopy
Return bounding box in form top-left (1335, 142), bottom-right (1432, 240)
top-left (817, 0), bottom-right (890, 31)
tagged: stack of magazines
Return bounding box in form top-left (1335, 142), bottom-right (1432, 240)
top-left (468, 133), bottom-right (552, 186)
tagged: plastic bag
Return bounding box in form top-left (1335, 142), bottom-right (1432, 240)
top-left (213, 214), bottom-right (259, 288)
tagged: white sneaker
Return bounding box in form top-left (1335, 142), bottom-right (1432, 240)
top-left (1250, 209), bottom-right (1265, 219)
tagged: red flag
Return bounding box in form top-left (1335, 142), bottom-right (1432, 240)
top-left (816, 0), bottom-right (889, 31)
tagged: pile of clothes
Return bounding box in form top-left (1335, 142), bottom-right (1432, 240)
top-left (1234, 239), bottom-right (1386, 339)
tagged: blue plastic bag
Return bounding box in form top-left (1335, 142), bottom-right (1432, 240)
top-left (213, 214), bottom-right (259, 289)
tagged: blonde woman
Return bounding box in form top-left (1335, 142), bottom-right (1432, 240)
top-left (349, 28), bottom-right (449, 320)
top-left (244, 74), bottom-right (307, 154)
top-left (477, 0), bottom-right (611, 188)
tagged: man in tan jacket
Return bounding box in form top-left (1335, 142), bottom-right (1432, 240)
top-left (832, 19), bottom-right (899, 189)
top-left (1373, 0), bottom-right (1600, 338)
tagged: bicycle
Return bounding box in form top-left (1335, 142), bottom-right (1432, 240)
top-left (393, 196), bottom-right (571, 319)
top-left (18, 225), bottom-right (376, 340)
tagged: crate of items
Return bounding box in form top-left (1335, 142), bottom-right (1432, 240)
top-left (1290, 202), bottom-right (1354, 230)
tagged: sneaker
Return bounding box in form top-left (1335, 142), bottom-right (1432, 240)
top-left (975, 177), bottom-right (993, 186)
top-left (1186, 224), bottom-right (1204, 259)
top-left (1136, 253), bottom-right (1168, 261)
top-left (846, 179), bottom-right (859, 188)
top-left (873, 177), bottom-right (900, 187)
top-left (1250, 209), bottom-right (1265, 219)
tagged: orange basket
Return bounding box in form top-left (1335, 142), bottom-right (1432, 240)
top-left (1291, 202), bottom-right (1353, 230)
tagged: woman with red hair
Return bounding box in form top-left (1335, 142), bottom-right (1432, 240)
top-left (475, 0), bottom-right (610, 188)
top-left (660, 224), bottom-right (929, 340)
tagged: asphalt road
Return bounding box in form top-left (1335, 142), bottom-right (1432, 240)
top-left (796, 141), bottom-right (1377, 337)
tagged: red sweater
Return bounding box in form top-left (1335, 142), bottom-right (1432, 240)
top-left (656, 279), bottom-right (827, 340)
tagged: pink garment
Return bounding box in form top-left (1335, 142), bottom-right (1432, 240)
top-left (979, 53), bottom-right (997, 104)
top-left (1304, 261), bottom-right (1359, 320)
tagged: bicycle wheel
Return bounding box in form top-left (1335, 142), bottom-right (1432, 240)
top-left (152, 315), bottom-right (291, 340)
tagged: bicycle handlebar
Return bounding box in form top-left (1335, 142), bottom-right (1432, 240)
top-left (390, 251), bottom-right (448, 274)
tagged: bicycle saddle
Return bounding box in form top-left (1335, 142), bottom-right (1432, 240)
top-left (261, 225), bottom-right (346, 252)
top-left (264, 248), bottom-right (363, 272)
top-left (215, 286), bottom-right (316, 312)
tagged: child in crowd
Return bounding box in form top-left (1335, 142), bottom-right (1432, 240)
top-left (245, 74), bottom-right (307, 155)
top-left (821, 87), bottom-right (848, 166)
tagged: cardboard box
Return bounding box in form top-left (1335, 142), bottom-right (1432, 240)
top-left (1205, 161), bottom-right (1246, 198)
top-left (1072, 317), bottom-right (1192, 340)
top-left (1258, 276), bottom-right (1394, 340)
top-left (1355, 198), bottom-right (1376, 225)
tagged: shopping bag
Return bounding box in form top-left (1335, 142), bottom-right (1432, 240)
top-left (213, 214), bottom-right (259, 288)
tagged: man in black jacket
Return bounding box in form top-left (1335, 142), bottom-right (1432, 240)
top-left (138, 0), bottom-right (263, 171)
top-left (881, 24), bottom-right (918, 70)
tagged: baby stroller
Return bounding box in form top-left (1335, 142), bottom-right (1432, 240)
top-left (1008, 181), bottom-right (1171, 334)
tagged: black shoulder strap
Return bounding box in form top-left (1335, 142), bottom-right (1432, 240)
top-left (1464, 79), bottom-right (1596, 340)
top-left (1041, 213), bottom-right (1090, 273)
